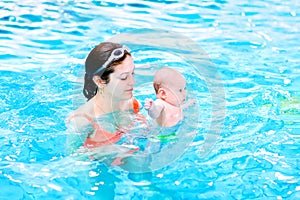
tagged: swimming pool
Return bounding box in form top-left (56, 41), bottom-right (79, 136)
top-left (0, 0), bottom-right (299, 199)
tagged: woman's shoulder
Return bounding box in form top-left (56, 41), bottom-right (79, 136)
top-left (66, 101), bottom-right (95, 128)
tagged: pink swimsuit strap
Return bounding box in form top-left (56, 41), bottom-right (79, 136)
top-left (67, 113), bottom-right (125, 147)
top-left (66, 98), bottom-right (145, 148)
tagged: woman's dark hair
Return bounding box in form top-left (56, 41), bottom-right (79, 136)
top-left (83, 42), bottom-right (131, 101)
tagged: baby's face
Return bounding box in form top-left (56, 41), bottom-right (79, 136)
top-left (164, 76), bottom-right (186, 107)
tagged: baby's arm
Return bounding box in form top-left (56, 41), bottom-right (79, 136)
top-left (144, 98), bottom-right (164, 119)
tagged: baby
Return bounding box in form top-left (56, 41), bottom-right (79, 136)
top-left (144, 67), bottom-right (190, 127)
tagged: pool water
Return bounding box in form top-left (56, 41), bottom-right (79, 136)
top-left (1, 0), bottom-right (299, 199)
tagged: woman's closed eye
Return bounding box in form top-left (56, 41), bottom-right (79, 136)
top-left (119, 72), bottom-right (134, 80)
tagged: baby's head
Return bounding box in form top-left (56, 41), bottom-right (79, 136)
top-left (153, 67), bottom-right (186, 107)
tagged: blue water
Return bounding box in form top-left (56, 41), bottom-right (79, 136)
top-left (1, 0), bottom-right (299, 199)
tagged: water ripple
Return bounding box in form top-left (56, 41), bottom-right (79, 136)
top-left (0, 0), bottom-right (300, 199)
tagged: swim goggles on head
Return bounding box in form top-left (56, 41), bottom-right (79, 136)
top-left (93, 45), bottom-right (130, 75)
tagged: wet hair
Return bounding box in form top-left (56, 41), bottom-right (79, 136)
top-left (83, 42), bottom-right (131, 101)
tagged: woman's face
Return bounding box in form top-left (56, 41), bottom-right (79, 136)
top-left (105, 55), bottom-right (136, 100)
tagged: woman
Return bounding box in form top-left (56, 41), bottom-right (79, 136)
top-left (66, 42), bottom-right (142, 156)
top-left (65, 42), bottom-right (154, 199)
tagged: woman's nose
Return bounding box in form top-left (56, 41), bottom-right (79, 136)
top-left (128, 74), bottom-right (136, 85)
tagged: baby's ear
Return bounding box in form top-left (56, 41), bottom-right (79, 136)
top-left (157, 88), bottom-right (167, 100)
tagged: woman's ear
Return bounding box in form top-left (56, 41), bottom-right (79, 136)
top-left (93, 76), bottom-right (105, 87)
top-left (157, 88), bottom-right (167, 100)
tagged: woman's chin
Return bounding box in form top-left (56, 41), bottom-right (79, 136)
top-left (120, 93), bottom-right (133, 100)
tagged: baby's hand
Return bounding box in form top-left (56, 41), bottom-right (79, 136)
top-left (182, 99), bottom-right (197, 110)
top-left (186, 99), bottom-right (196, 106)
top-left (144, 98), bottom-right (153, 110)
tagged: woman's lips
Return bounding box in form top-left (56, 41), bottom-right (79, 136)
top-left (125, 88), bottom-right (133, 92)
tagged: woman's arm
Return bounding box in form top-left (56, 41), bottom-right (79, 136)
top-left (65, 116), bottom-right (90, 155)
